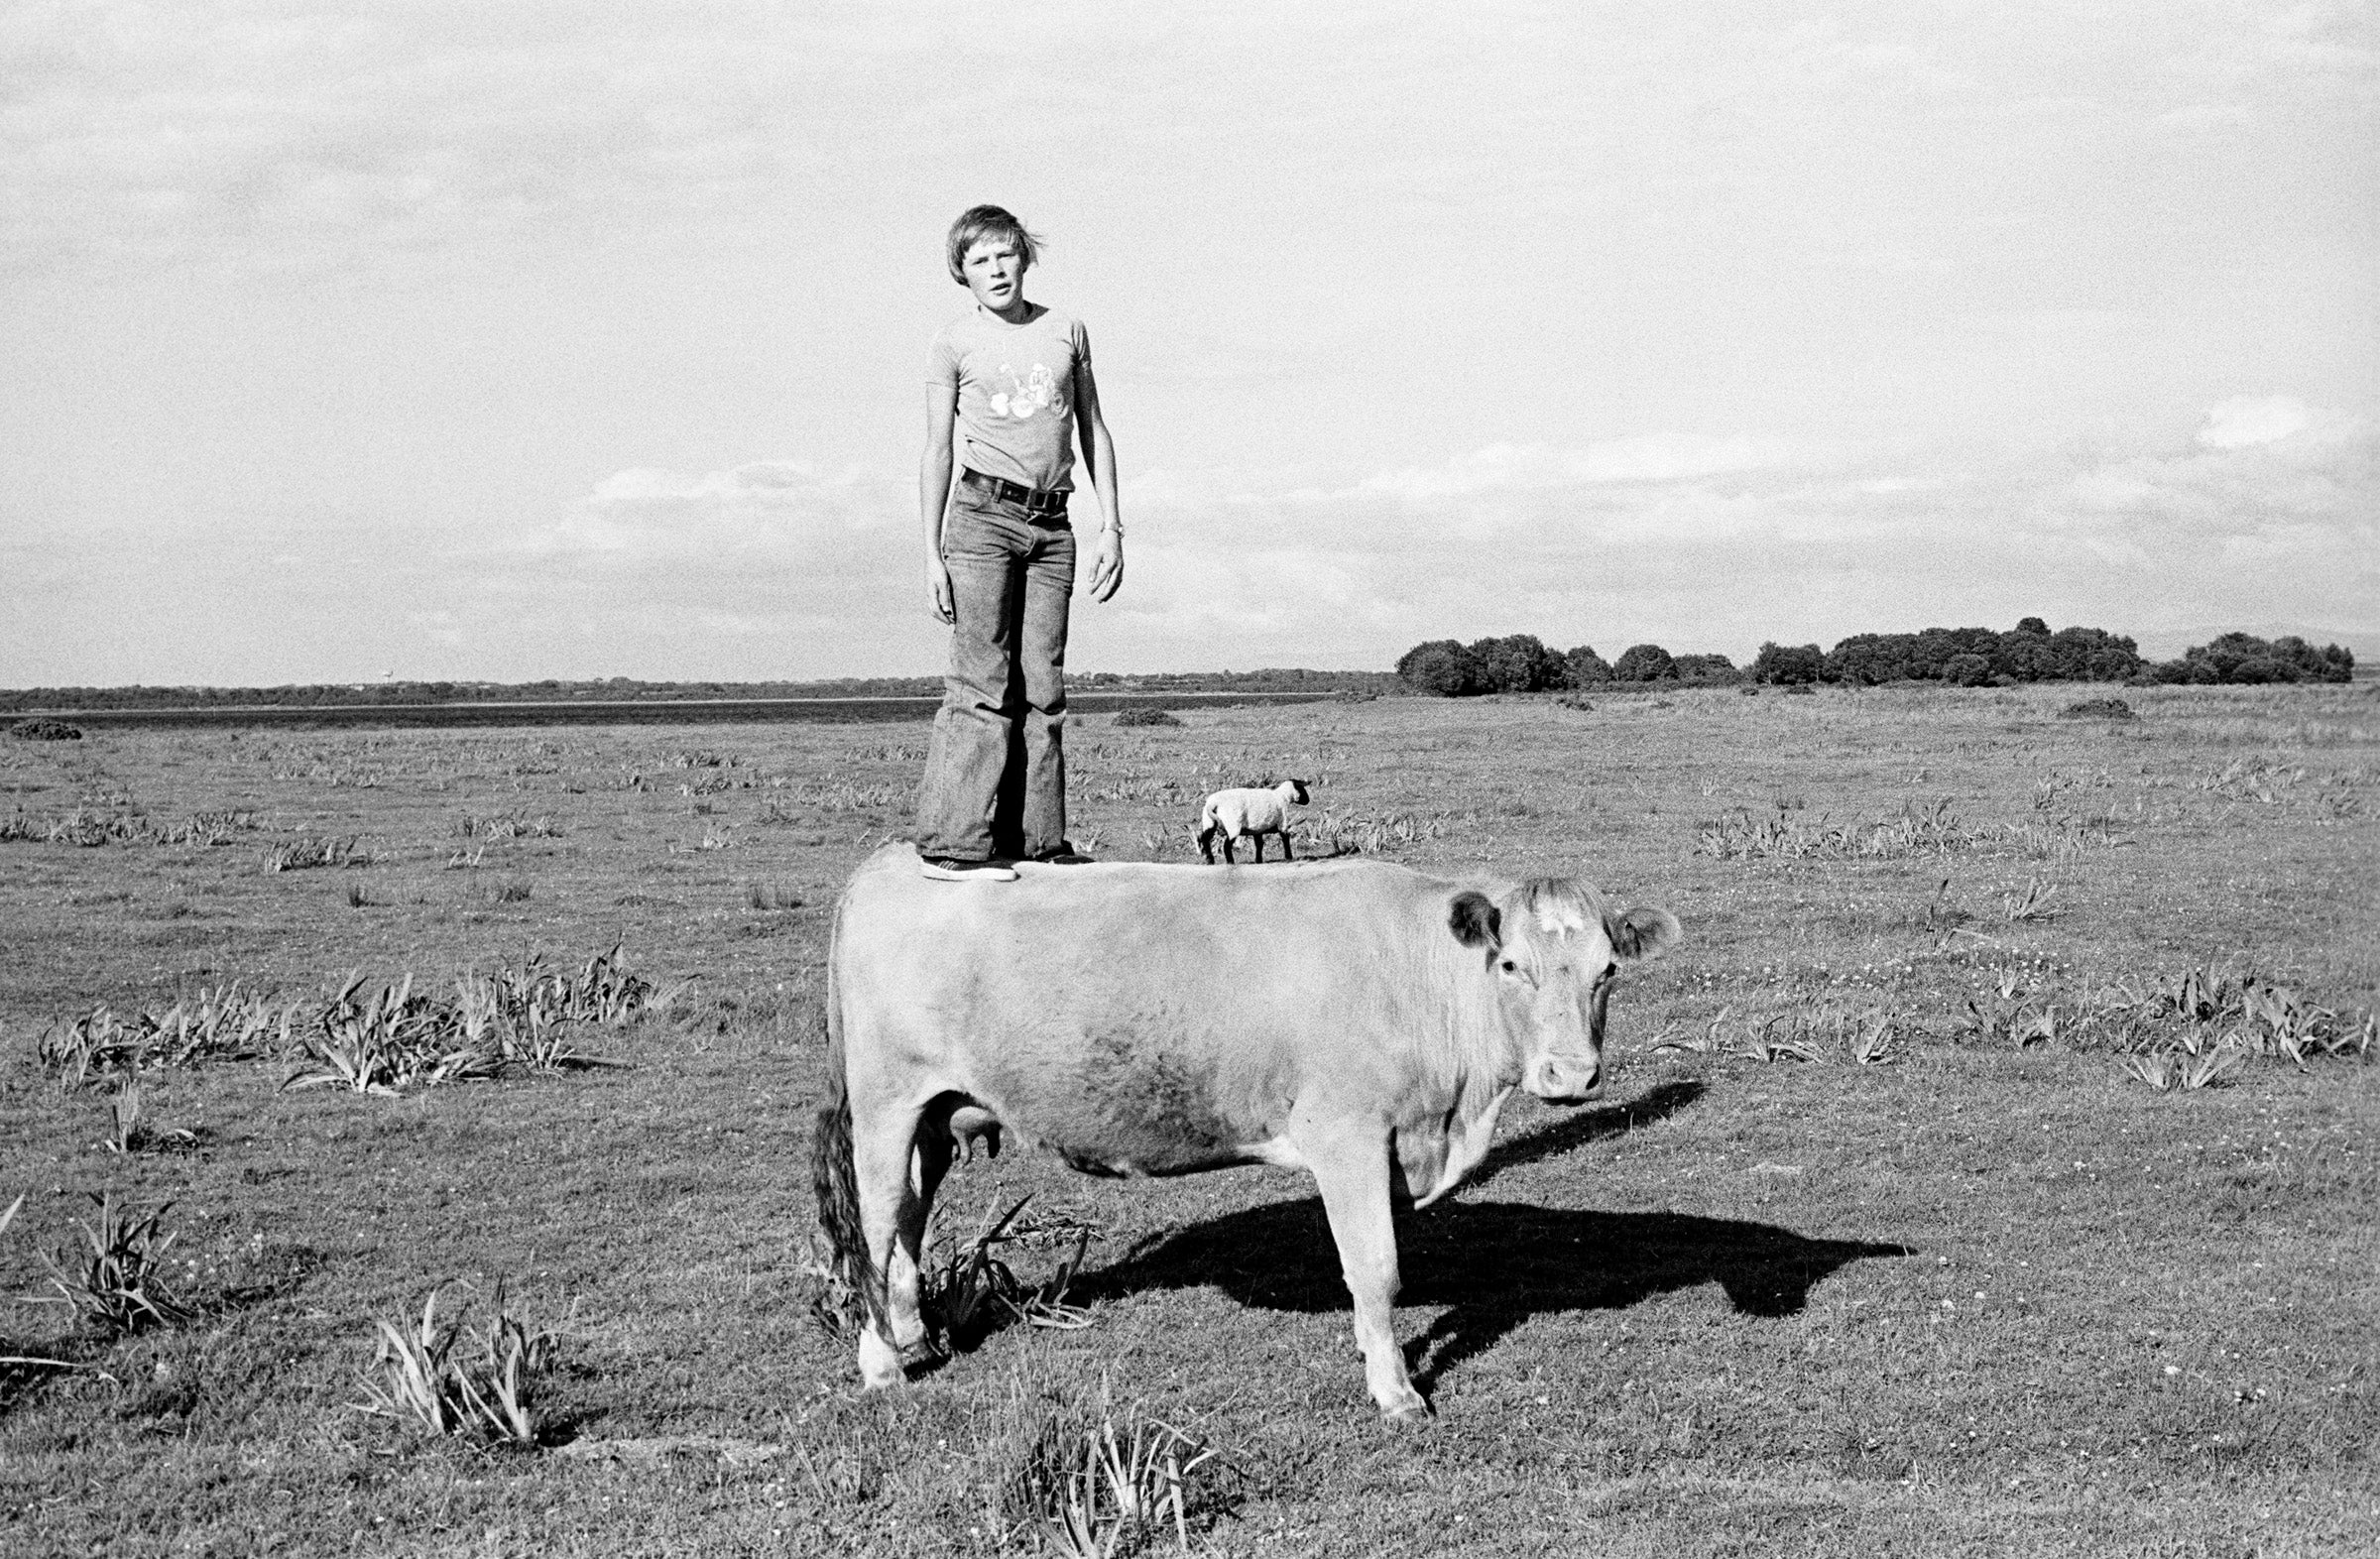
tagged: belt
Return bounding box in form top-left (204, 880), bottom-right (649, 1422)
top-left (960, 468), bottom-right (1070, 517)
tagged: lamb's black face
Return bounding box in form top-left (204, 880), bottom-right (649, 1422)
top-left (1288, 780), bottom-right (1310, 805)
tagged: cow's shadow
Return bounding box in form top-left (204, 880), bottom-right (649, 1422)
top-left (1080, 1087), bottom-right (1909, 1394)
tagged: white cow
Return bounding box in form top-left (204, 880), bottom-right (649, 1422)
top-left (812, 842), bottom-right (1681, 1420)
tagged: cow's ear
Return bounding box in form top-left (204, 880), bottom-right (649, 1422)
top-left (1606, 905), bottom-right (1682, 961)
top-left (1449, 891), bottom-right (1502, 950)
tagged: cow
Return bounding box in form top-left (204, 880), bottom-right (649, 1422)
top-left (811, 841), bottom-right (1681, 1420)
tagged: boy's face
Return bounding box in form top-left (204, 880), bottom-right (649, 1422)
top-left (961, 236), bottom-right (1027, 312)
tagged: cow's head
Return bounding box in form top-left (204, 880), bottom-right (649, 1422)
top-left (1450, 878), bottom-right (1681, 1101)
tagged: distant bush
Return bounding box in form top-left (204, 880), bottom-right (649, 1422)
top-left (2063, 698), bottom-right (2136, 720)
top-left (1113, 708), bottom-right (1181, 727)
top-left (1563, 646), bottom-right (1611, 686)
top-left (1465, 635), bottom-right (1568, 693)
top-left (1672, 654), bottom-right (1740, 684)
top-left (1750, 643), bottom-right (1824, 685)
top-left (9, 718), bottom-right (81, 741)
top-left (1397, 636), bottom-right (1742, 695)
top-left (1610, 644), bottom-right (1678, 683)
top-left (1821, 621), bottom-right (2142, 686)
top-left (2143, 633), bottom-right (2353, 686)
top-left (1395, 640), bottom-right (1485, 697)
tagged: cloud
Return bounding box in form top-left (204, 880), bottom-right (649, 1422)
top-left (0, 4), bottom-right (843, 275)
top-left (1354, 436), bottom-right (1826, 502)
top-left (4, 397), bottom-right (2369, 685)
top-left (2196, 395), bottom-right (2316, 449)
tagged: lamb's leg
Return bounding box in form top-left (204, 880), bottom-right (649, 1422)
top-left (1279, 828), bottom-right (1295, 861)
top-left (1302, 1127), bottom-right (1428, 1421)
top-left (1221, 835), bottom-right (1238, 865)
top-left (1251, 833), bottom-right (1267, 864)
top-left (1197, 823), bottom-right (1219, 865)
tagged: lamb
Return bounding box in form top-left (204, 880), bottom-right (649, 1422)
top-left (1197, 779), bottom-right (1311, 864)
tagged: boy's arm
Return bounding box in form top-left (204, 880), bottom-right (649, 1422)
top-left (921, 386), bottom-right (958, 623)
top-left (1074, 361), bottom-right (1124, 603)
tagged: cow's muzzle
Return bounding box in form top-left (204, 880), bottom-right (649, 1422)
top-left (1525, 1053), bottom-right (1602, 1102)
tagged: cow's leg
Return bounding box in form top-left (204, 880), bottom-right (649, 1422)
top-left (851, 1102), bottom-right (926, 1388)
top-left (885, 1128), bottom-right (954, 1360)
top-left (1305, 1138), bottom-right (1428, 1421)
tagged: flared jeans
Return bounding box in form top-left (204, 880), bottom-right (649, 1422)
top-left (912, 485), bottom-right (1076, 862)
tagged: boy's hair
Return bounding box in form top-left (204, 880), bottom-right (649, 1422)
top-left (946, 205), bottom-right (1042, 284)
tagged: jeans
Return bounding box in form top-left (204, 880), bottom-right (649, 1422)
top-left (913, 483), bottom-right (1076, 861)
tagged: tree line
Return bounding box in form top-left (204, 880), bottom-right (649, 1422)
top-left (1397, 621), bottom-right (2354, 695)
top-left (1, 667), bottom-right (1401, 714)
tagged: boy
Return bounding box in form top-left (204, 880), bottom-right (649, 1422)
top-left (912, 205), bottom-right (1124, 882)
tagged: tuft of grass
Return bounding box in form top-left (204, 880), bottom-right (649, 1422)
top-left (283, 944), bottom-right (659, 1093)
top-left (1699, 798), bottom-right (2129, 863)
top-left (1301, 806), bottom-right (1451, 858)
top-left (455, 812), bottom-right (562, 840)
top-left (490, 877), bottom-right (534, 903)
top-left (36, 1194), bottom-right (193, 1337)
top-left (922, 1196), bottom-right (1101, 1354)
top-left (1666, 1005), bottom-right (1903, 1065)
top-left (283, 972), bottom-right (500, 1096)
top-left (39, 983), bottom-right (300, 1088)
top-left (1001, 1389), bottom-right (1223, 1557)
top-left (355, 1282), bottom-right (558, 1448)
top-left (745, 882), bottom-right (802, 911)
top-left (2001, 879), bottom-right (2065, 922)
top-left (265, 834), bottom-right (365, 872)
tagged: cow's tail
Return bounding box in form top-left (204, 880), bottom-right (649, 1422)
top-left (811, 927), bottom-right (883, 1334)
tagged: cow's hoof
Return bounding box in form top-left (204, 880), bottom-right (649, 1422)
top-left (898, 1339), bottom-right (946, 1375)
top-left (857, 1331), bottom-right (905, 1389)
top-left (1382, 1399), bottom-right (1433, 1426)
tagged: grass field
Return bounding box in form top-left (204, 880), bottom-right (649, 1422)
top-left (2, 681), bottom-right (2374, 1557)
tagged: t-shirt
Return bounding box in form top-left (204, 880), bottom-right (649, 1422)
top-left (926, 304), bottom-right (1091, 493)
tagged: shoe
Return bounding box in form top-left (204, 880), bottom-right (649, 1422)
top-left (1033, 842), bottom-right (1098, 865)
top-left (920, 857), bottom-right (1018, 883)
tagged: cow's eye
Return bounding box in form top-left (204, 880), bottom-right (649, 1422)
top-left (1499, 959), bottom-right (1517, 974)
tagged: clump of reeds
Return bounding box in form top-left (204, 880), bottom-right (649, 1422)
top-left (355, 1282), bottom-right (558, 1448)
top-left (999, 1386), bottom-right (1223, 1557)
top-left (286, 945), bottom-right (663, 1093)
top-left (265, 834), bottom-right (366, 872)
top-left (923, 1196), bottom-right (1099, 1352)
top-left (1656, 1004), bottom-right (1902, 1065)
top-left (455, 812), bottom-right (562, 841)
top-left (35, 1194), bottom-right (193, 1337)
top-left (284, 972), bottom-right (501, 1096)
top-left (1302, 807), bottom-right (1452, 857)
top-left (39, 983), bottom-right (301, 1088)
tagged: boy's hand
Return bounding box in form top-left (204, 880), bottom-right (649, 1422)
top-left (1087, 530), bottom-right (1124, 602)
top-left (926, 557), bottom-right (955, 624)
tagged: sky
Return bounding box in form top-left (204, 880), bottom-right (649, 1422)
top-left (1, 0), bottom-right (2373, 686)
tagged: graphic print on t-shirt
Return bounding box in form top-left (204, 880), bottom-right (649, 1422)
top-left (989, 362), bottom-right (1064, 421)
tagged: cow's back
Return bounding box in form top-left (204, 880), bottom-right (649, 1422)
top-left (832, 845), bottom-right (1480, 1171)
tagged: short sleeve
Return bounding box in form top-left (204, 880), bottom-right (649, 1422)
top-left (1072, 319), bottom-right (1092, 367)
top-left (926, 328), bottom-right (960, 389)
